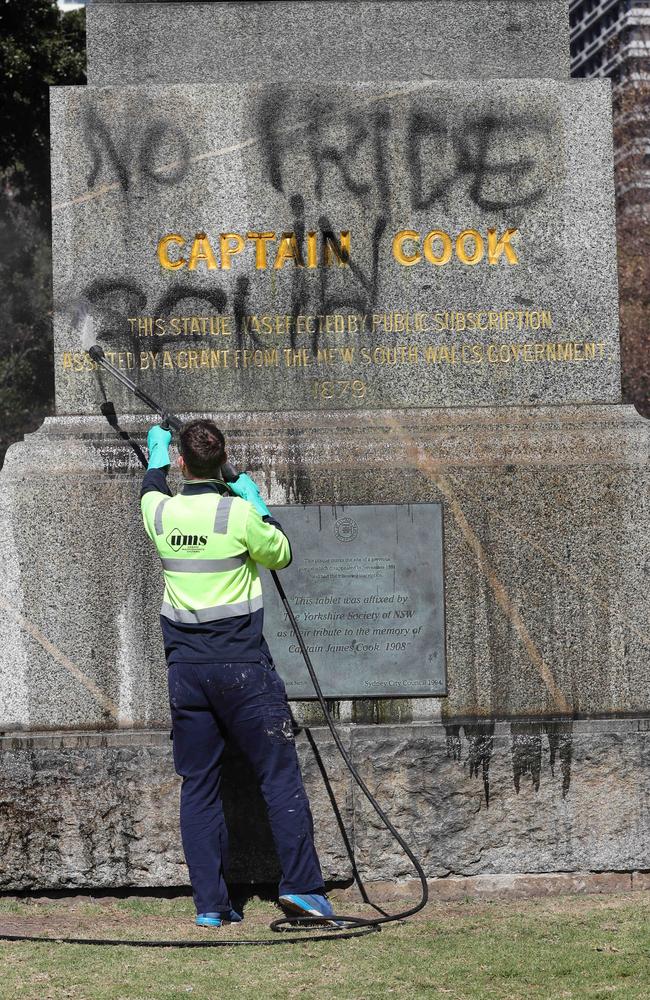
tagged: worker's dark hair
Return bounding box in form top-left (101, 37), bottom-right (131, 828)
top-left (179, 419), bottom-right (226, 478)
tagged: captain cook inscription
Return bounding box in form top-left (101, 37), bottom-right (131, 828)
top-left (261, 503), bottom-right (447, 699)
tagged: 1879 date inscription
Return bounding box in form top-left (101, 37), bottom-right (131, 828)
top-left (261, 504), bottom-right (446, 699)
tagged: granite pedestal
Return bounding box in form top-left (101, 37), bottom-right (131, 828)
top-left (0, 0), bottom-right (648, 892)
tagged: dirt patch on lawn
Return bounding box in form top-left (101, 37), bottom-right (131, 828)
top-left (0, 897), bottom-right (384, 943)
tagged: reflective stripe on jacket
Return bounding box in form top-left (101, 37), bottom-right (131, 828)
top-left (141, 480), bottom-right (291, 625)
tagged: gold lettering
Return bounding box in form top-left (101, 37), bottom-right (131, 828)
top-left (424, 345), bottom-right (457, 364)
top-left (297, 315), bottom-right (315, 335)
top-left (487, 228), bottom-right (519, 265)
top-left (306, 232), bottom-right (318, 268)
top-left (246, 231), bottom-right (275, 270)
top-left (158, 234), bottom-right (186, 270)
top-left (283, 348), bottom-right (310, 366)
top-left (323, 231), bottom-right (350, 267)
top-left (423, 230), bottom-right (452, 266)
top-left (188, 234), bottom-right (218, 271)
top-left (456, 230), bottom-right (484, 265)
top-left (392, 230), bottom-right (421, 266)
top-left (220, 233), bottom-right (245, 270)
top-left (274, 233), bottom-right (305, 269)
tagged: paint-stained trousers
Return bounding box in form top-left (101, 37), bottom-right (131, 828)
top-left (168, 655), bottom-right (325, 914)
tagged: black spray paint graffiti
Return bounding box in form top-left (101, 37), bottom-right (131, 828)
top-left (76, 278), bottom-right (228, 354)
top-left (82, 92), bottom-right (554, 212)
top-left (257, 91), bottom-right (554, 211)
top-left (510, 722), bottom-right (573, 798)
top-left (407, 111), bottom-right (553, 212)
top-left (74, 93), bottom-right (555, 357)
top-left (444, 720), bottom-right (573, 806)
top-left (263, 194), bottom-right (387, 352)
top-left (466, 722), bottom-right (496, 807)
top-left (74, 237), bottom-right (383, 360)
top-left (74, 197), bottom-right (386, 358)
top-left (83, 106), bottom-right (191, 192)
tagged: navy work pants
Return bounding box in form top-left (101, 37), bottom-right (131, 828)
top-left (168, 655), bottom-right (325, 914)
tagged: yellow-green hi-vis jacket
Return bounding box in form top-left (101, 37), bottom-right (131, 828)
top-left (141, 479), bottom-right (291, 625)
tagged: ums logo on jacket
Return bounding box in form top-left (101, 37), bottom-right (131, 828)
top-left (141, 483), bottom-right (291, 625)
top-left (166, 529), bottom-right (208, 552)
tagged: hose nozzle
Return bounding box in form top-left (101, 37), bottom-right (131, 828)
top-left (88, 344), bottom-right (106, 363)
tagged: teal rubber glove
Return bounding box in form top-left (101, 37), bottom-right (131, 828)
top-left (147, 425), bottom-right (172, 470)
top-left (229, 473), bottom-right (270, 518)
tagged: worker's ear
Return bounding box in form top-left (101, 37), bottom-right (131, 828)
top-left (177, 454), bottom-right (186, 476)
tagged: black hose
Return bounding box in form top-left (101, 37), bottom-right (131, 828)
top-left (0, 388), bottom-right (429, 949)
top-left (0, 918), bottom-right (378, 947)
top-left (269, 570), bottom-right (429, 933)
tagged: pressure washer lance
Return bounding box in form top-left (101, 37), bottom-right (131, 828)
top-left (1, 345), bottom-right (429, 948)
top-left (87, 345), bottom-right (240, 481)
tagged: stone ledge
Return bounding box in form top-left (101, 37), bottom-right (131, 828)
top-left (2, 405), bottom-right (648, 725)
top-left (339, 870), bottom-right (648, 903)
top-left (2, 715), bottom-right (650, 748)
top-left (4, 404), bottom-right (648, 477)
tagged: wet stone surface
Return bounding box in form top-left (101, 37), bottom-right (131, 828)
top-left (1, 720), bottom-right (648, 890)
top-left (1, 407), bottom-right (647, 730)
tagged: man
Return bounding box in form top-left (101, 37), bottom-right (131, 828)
top-left (140, 419), bottom-right (334, 927)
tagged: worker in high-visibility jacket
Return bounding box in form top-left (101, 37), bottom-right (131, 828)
top-left (141, 419), bottom-right (334, 927)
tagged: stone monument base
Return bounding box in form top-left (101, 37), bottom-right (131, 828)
top-left (0, 401), bottom-right (648, 887)
top-left (1, 404), bottom-right (647, 729)
top-left (1, 718), bottom-right (649, 891)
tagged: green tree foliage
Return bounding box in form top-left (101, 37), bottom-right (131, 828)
top-left (0, 0), bottom-right (86, 465)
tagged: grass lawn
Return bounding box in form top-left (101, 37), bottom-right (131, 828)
top-left (1, 889), bottom-right (649, 999)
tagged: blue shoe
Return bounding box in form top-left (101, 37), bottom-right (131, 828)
top-left (278, 893), bottom-right (337, 924)
top-left (195, 909), bottom-right (243, 928)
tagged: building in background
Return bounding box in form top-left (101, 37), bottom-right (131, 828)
top-left (570, 0), bottom-right (650, 209)
top-left (570, 0), bottom-right (650, 79)
top-left (570, 0), bottom-right (649, 412)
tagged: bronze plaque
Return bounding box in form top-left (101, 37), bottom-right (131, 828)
top-left (262, 503), bottom-right (446, 698)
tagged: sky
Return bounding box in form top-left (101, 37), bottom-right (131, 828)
top-left (57, 1), bottom-right (85, 10)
